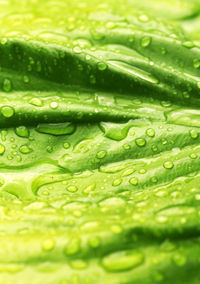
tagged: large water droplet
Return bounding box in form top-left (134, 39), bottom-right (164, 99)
top-left (19, 145), bottom-right (32, 154)
top-left (36, 122), bottom-right (76, 136)
top-left (1, 106), bottom-right (14, 118)
top-left (163, 161), bottom-right (174, 169)
top-left (15, 126), bottom-right (29, 138)
top-left (101, 250), bottom-right (144, 272)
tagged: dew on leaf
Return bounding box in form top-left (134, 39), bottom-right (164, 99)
top-left (1, 106), bottom-right (15, 118)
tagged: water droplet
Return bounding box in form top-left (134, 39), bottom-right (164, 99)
top-left (96, 150), bottom-right (107, 159)
top-left (36, 122), bottom-right (76, 136)
top-left (122, 168), bottom-right (135, 177)
top-left (73, 46), bottom-right (82, 54)
top-left (141, 36), bottom-right (151, 47)
top-left (139, 169), bottom-right (146, 174)
top-left (2, 78), bottom-right (12, 92)
top-left (160, 101), bottom-right (172, 107)
top-left (146, 128), bottom-right (155, 137)
top-left (163, 161), bottom-right (174, 169)
top-left (101, 250), bottom-right (144, 272)
top-left (135, 138), bottom-right (146, 147)
top-left (189, 129), bottom-right (198, 139)
top-left (123, 144), bottom-right (131, 150)
top-left (19, 145), bottom-right (32, 154)
top-left (1, 106), bottom-right (14, 118)
top-left (15, 126), bottom-right (29, 138)
top-left (0, 144), bottom-right (5, 155)
top-left (64, 237), bottom-right (80, 256)
top-left (70, 259), bottom-right (88, 270)
top-left (42, 239), bottom-right (55, 251)
top-left (63, 142), bottom-right (70, 149)
top-left (83, 183), bottom-right (96, 194)
top-left (129, 177), bottom-right (138, 185)
top-left (50, 101), bottom-right (58, 109)
top-left (97, 62), bottom-right (107, 71)
top-left (151, 145), bottom-right (158, 152)
top-left (67, 185), bottom-right (78, 193)
top-left (46, 145), bottom-right (53, 153)
top-left (151, 176), bottom-right (158, 183)
top-left (193, 59), bottom-right (200, 69)
top-left (182, 41), bottom-right (194, 48)
top-left (29, 98), bottom-right (43, 107)
top-left (190, 153), bottom-right (197, 159)
top-left (112, 179), bottom-right (122, 187)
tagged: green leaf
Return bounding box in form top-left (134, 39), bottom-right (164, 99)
top-left (0, 0), bottom-right (199, 283)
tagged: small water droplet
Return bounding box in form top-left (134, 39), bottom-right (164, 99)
top-left (163, 161), bottom-right (174, 169)
top-left (190, 153), bottom-right (197, 159)
top-left (112, 179), bottom-right (122, 187)
top-left (96, 150), bottom-right (107, 159)
top-left (63, 142), bottom-right (70, 149)
top-left (146, 128), bottom-right (155, 137)
top-left (42, 239), bottom-right (55, 251)
top-left (106, 22), bottom-right (116, 29)
top-left (70, 259), bottom-right (88, 270)
top-left (83, 183), bottom-right (96, 194)
top-left (129, 177), bottom-right (138, 185)
top-left (29, 98), bottom-right (43, 107)
top-left (122, 168), bottom-right (134, 177)
top-left (67, 185), bottom-right (78, 193)
top-left (189, 129), bottom-right (198, 139)
top-left (50, 101), bottom-right (58, 109)
top-left (193, 59), bottom-right (200, 69)
top-left (97, 62), bottom-right (107, 71)
top-left (73, 46), bottom-right (82, 54)
top-left (151, 145), bottom-right (158, 152)
top-left (141, 36), bottom-right (151, 47)
top-left (135, 138), bottom-right (146, 147)
top-left (1, 106), bottom-right (14, 118)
